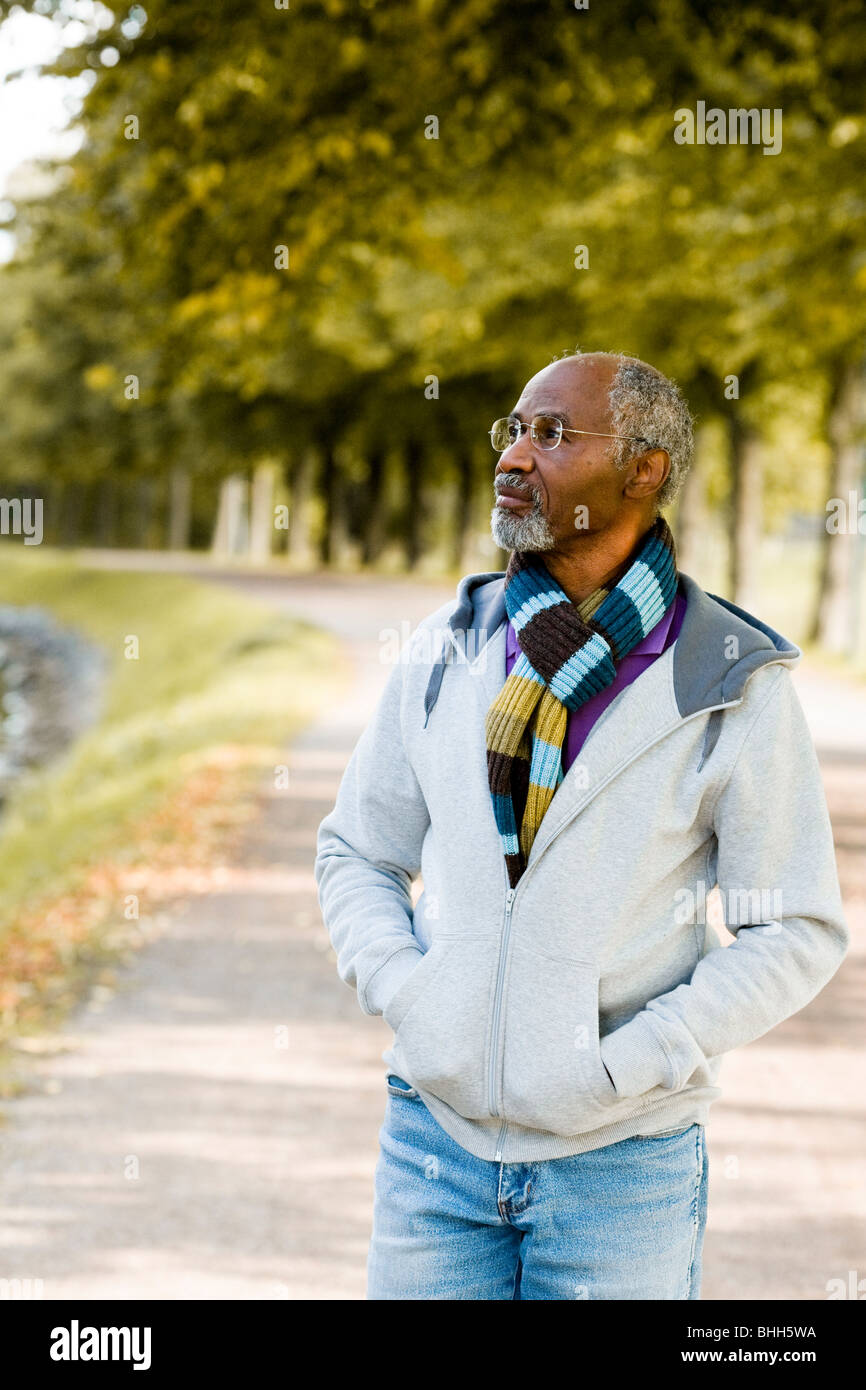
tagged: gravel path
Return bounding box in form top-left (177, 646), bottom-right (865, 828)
top-left (0, 561), bottom-right (863, 1301)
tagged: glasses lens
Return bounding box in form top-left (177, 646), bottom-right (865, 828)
top-left (490, 418), bottom-right (519, 451)
top-left (531, 415), bottom-right (564, 449)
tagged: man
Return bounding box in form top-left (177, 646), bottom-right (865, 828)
top-left (314, 349), bottom-right (849, 1300)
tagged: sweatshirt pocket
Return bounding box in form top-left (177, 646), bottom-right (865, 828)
top-left (500, 944), bottom-right (616, 1136)
top-left (387, 934), bottom-right (498, 1120)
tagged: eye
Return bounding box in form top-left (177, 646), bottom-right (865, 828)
top-left (534, 416), bottom-right (562, 444)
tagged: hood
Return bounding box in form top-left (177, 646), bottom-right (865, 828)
top-left (423, 569), bottom-right (801, 765)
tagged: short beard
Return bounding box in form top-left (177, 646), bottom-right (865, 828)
top-left (490, 482), bottom-right (556, 553)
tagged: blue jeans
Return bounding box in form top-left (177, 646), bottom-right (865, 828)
top-left (367, 1075), bottom-right (709, 1300)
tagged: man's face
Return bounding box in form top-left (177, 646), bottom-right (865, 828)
top-left (490, 356), bottom-right (630, 553)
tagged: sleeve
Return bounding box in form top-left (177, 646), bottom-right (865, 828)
top-left (599, 666), bottom-right (850, 1097)
top-left (314, 651), bottom-right (430, 1020)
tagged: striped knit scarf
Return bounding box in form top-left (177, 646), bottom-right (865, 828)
top-left (486, 516), bottom-right (678, 887)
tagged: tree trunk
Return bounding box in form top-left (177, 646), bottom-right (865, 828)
top-left (59, 480), bottom-right (83, 547)
top-left (168, 467), bottom-right (192, 550)
top-left (136, 478), bottom-right (156, 548)
top-left (808, 362), bottom-right (863, 652)
top-left (673, 428), bottom-right (708, 578)
top-left (317, 447), bottom-right (337, 566)
top-left (211, 474), bottom-right (248, 557)
top-left (285, 448), bottom-right (315, 565)
top-left (450, 449), bottom-right (474, 571)
top-left (463, 445), bottom-right (505, 570)
top-left (249, 460), bottom-right (277, 562)
top-left (96, 477), bottom-right (118, 547)
top-left (40, 478), bottom-right (59, 546)
top-left (361, 448), bottom-right (386, 567)
top-left (727, 418), bottom-right (763, 608)
top-left (403, 439), bottom-right (423, 570)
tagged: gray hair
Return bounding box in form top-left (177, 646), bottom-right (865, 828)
top-left (554, 349), bottom-right (695, 509)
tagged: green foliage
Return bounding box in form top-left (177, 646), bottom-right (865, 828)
top-left (0, 544), bottom-right (347, 918)
top-left (0, 0), bottom-right (863, 541)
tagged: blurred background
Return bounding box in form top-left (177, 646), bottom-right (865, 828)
top-left (0, 0), bottom-right (863, 1302)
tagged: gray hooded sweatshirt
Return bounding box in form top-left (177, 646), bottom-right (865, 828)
top-left (314, 570), bottom-right (849, 1163)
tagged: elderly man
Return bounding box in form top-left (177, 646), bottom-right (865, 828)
top-left (315, 349), bottom-right (848, 1301)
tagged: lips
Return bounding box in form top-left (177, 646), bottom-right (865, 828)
top-left (495, 486), bottom-right (534, 510)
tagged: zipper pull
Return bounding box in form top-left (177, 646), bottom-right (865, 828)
top-left (505, 888), bottom-right (516, 910)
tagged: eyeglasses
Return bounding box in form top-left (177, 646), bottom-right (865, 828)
top-left (489, 414), bottom-right (648, 452)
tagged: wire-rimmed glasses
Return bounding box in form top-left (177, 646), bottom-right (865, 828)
top-left (489, 414), bottom-right (648, 452)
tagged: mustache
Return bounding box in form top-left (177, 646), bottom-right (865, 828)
top-left (494, 473), bottom-right (543, 504)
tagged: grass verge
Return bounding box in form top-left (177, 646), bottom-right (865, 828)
top-left (0, 547), bottom-right (349, 1083)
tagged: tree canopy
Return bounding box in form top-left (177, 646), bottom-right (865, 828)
top-left (0, 0), bottom-right (863, 586)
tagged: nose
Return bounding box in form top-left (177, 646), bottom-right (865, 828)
top-left (495, 427), bottom-right (535, 474)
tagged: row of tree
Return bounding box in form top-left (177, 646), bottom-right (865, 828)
top-left (0, 0), bottom-right (863, 648)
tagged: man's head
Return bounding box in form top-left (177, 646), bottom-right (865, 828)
top-left (489, 350), bottom-right (694, 555)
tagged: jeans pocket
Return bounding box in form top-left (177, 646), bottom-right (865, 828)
top-left (391, 934), bottom-right (498, 1119)
top-left (500, 944), bottom-right (615, 1135)
top-left (637, 1123), bottom-right (697, 1139)
top-left (385, 1074), bottom-right (419, 1098)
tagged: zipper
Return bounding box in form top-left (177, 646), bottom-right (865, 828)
top-left (493, 1119), bottom-right (508, 1163)
top-left (487, 886), bottom-right (516, 1118)
top-left (482, 697), bottom-right (742, 1140)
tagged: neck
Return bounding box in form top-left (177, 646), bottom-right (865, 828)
top-left (538, 515), bottom-right (658, 605)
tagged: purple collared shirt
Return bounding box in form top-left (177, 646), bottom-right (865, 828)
top-left (505, 583), bottom-right (687, 773)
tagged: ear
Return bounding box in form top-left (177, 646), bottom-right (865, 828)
top-left (623, 448), bottom-right (670, 501)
